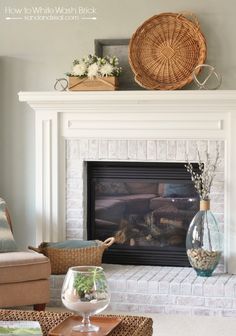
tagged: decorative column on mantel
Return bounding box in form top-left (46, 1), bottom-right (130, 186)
top-left (18, 90), bottom-right (236, 274)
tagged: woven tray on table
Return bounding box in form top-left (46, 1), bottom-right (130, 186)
top-left (129, 12), bottom-right (207, 90)
top-left (29, 237), bottom-right (115, 274)
top-left (0, 310), bottom-right (153, 336)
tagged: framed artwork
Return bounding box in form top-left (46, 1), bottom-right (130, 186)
top-left (94, 39), bottom-right (143, 90)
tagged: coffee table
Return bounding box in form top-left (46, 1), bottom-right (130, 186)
top-left (0, 309), bottom-right (153, 336)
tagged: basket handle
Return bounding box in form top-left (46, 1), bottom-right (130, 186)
top-left (103, 237), bottom-right (115, 248)
top-left (177, 12), bottom-right (200, 30)
top-left (28, 245), bottom-right (41, 253)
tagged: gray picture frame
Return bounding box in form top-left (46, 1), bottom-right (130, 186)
top-left (94, 39), bottom-right (143, 90)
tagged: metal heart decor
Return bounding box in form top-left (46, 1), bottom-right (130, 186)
top-left (193, 64), bottom-right (222, 90)
top-left (54, 78), bottom-right (68, 91)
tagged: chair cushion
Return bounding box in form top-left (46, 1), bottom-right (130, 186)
top-left (0, 198), bottom-right (17, 253)
top-left (0, 251), bottom-right (51, 284)
top-left (43, 240), bottom-right (99, 249)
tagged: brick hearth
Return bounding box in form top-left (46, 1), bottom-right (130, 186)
top-left (50, 264), bottom-right (236, 316)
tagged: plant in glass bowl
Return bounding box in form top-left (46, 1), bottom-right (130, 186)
top-left (185, 146), bottom-right (222, 277)
top-left (61, 266), bottom-right (110, 332)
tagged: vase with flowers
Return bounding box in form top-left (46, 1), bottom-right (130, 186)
top-left (66, 54), bottom-right (122, 91)
top-left (185, 147), bottom-right (222, 276)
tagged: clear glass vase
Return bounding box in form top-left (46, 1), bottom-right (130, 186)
top-left (186, 199), bottom-right (222, 277)
top-left (61, 266), bottom-right (110, 332)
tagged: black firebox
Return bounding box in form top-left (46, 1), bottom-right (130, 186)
top-left (87, 161), bottom-right (199, 267)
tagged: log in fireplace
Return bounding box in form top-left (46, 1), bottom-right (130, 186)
top-left (87, 161), bottom-right (200, 267)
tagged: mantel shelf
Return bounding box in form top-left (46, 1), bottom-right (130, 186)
top-left (18, 90), bottom-right (236, 103)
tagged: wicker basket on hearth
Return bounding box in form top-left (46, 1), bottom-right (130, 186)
top-left (29, 237), bottom-right (115, 274)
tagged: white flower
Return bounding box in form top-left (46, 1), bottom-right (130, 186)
top-left (100, 63), bottom-right (113, 76)
top-left (72, 62), bottom-right (87, 76)
top-left (87, 63), bottom-right (99, 78)
top-left (67, 55), bottom-right (121, 78)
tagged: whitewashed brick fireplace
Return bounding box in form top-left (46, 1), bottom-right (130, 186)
top-left (19, 91), bottom-right (236, 315)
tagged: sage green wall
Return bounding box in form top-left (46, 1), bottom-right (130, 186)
top-left (0, 0), bottom-right (235, 248)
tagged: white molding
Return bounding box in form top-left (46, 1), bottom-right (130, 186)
top-left (42, 119), bottom-right (52, 241)
top-left (58, 136), bottom-right (66, 241)
top-left (35, 110), bottom-right (60, 244)
top-left (67, 119), bottom-right (222, 131)
top-left (19, 91), bottom-right (236, 273)
top-left (18, 90), bottom-right (236, 102)
top-left (228, 112), bottom-right (236, 273)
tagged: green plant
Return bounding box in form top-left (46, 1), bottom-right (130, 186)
top-left (73, 268), bottom-right (107, 301)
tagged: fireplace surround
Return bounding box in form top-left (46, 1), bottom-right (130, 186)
top-left (18, 91), bottom-right (236, 274)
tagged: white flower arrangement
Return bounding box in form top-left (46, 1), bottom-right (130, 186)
top-left (67, 54), bottom-right (122, 79)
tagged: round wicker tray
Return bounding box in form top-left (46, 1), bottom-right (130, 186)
top-left (129, 12), bottom-right (207, 90)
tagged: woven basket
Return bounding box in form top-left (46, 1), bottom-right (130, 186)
top-left (0, 310), bottom-right (153, 336)
top-left (68, 76), bottom-right (118, 91)
top-left (29, 237), bottom-right (115, 275)
top-left (129, 12), bottom-right (207, 90)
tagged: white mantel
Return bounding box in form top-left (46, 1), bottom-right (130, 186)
top-left (18, 90), bottom-right (236, 274)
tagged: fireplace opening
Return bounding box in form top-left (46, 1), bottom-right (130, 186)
top-left (87, 161), bottom-right (200, 267)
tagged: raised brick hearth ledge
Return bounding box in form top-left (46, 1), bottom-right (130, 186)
top-left (50, 264), bottom-right (236, 316)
